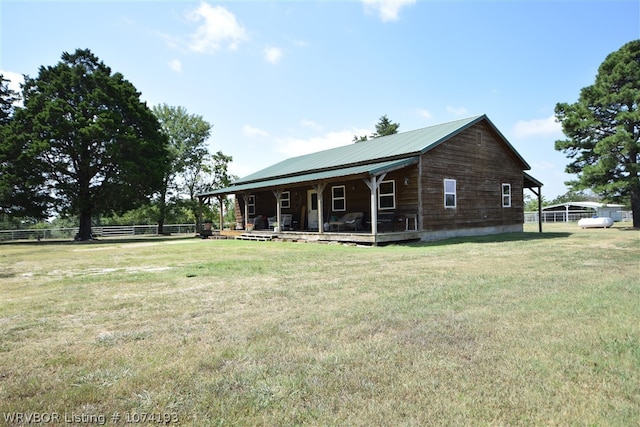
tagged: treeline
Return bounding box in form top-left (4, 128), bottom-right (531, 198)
top-left (0, 49), bottom-right (234, 238)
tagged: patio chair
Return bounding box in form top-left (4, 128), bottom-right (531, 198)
top-left (281, 214), bottom-right (293, 230)
top-left (339, 212), bottom-right (364, 231)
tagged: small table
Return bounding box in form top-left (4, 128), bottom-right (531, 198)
top-left (329, 221), bottom-right (345, 232)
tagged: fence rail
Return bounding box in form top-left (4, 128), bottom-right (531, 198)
top-left (525, 210), bottom-right (632, 223)
top-left (0, 224), bottom-right (197, 242)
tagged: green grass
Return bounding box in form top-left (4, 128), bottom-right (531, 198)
top-left (1, 224), bottom-right (638, 426)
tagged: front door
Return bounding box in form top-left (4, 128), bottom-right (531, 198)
top-left (307, 190), bottom-right (318, 230)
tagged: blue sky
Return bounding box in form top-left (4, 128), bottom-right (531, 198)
top-left (1, 0), bottom-right (638, 200)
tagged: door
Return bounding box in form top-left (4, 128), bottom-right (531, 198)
top-left (307, 190), bottom-right (318, 230)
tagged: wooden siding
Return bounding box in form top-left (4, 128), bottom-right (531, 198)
top-left (233, 166), bottom-right (421, 231)
top-left (420, 121), bottom-right (524, 230)
top-left (230, 120), bottom-right (526, 234)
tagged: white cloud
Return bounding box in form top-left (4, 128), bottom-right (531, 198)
top-left (275, 128), bottom-right (369, 157)
top-left (446, 105), bottom-right (469, 116)
top-left (168, 59), bottom-right (182, 73)
top-left (513, 115), bottom-right (563, 139)
top-left (362, 0), bottom-right (416, 22)
top-left (0, 69), bottom-right (23, 94)
top-left (187, 2), bottom-right (248, 53)
top-left (264, 46), bottom-right (284, 64)
top-left (243, 125), bottom-right (269, 138)
top-left (417, 109), bottom-right (432, 120)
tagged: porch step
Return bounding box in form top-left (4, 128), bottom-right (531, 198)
top-left (235, 233), bottom-right (275, 242)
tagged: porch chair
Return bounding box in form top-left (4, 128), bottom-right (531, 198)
top-left (339, 212), bottom-right (364, 231)
top-left (281, 214), bottom-right (293, 230)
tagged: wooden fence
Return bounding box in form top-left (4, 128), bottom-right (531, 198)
top-left (0, 224), bottom-right (197, 242)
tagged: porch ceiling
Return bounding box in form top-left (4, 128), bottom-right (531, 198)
top-left (200, 157), bottom-right (419, 196)
top-left (523, 172), bottom-right (543, 189)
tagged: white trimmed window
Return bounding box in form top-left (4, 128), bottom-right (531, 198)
top-left (378, 180), bottom-right (396, 210)
top-left (332, 185), bottom-right (346, 211)
top-left (281, 191), bottom-right (290, 209)
top-left (502, 183), bottom-right (511, 207)
top-left (444, 179), bottom-right (456, 208)
top-left (247, 195), bottom-right (255, 216)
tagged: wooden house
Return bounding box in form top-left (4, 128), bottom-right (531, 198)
top-left (198, 115), bottom-right (543, 244)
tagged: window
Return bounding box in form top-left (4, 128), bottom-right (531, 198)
top-left (332, 185), bottom-right (346, 211)
top-left (476, 131), bottom-right (483, 146)
top-left (444, 179), bottom-right (456, 208)
top-left (502, 183), bottom-right (511, 207)
top-left (280, 191), bottom-right (290, 209)
top-left (247, 195), bottom-right (255, 216)
top-left (378, 180), bottom-right (396, 210)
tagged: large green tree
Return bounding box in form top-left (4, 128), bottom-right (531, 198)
top-left (12, 49), bottom-right (168, 240)
top-left (555, 40), bottom-right (640, 227)
top-left (0, 74), bottom-right (52, 220)
top-left (152, 104), bottom-right (212, 234)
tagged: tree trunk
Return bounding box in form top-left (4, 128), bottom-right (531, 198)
top-left (157, 187), bottom-right (167, 235)
top-left (77, 210), bottom-right (93, 241)
top-left (631, 186), bottom-right (640, 229)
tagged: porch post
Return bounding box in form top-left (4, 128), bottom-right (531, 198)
top-left (537, 186), bottom-right (542, 233)
top-left (273, 189), bottom-right (282, 231)
top-left (217, 195), bottom-right (225, 231)
top-left (527, 185), bottom-right (543, 233)
top-left (313, 183), bottom-right (326, 234)
top-left (242, 193), bottom-right (250, 230)
top-left (364, 173), bottom-right (386, 236)
top-left (197, 195), bottom-right (205, 234)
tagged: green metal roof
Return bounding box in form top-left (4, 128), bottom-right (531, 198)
top-left (199, 114), bottom-right (531, 197)
top-left (237, 115), bottom-right (482, 184)
top-left (203, 157), bottom-right (419, 196)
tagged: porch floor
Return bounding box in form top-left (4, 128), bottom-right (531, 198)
top-left (220, 229), bottom-right (422, 245)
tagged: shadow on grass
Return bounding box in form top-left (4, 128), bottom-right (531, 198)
top-left (402, 231), bottom-right (573, 248)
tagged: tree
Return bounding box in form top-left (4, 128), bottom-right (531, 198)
top-left (353, 114), bottom-right (400, 142)
top-left (555, 40), bottom-right (640, 227)
top-left (152, 104), bottom-right (212, 234)
top-left (191, 151), bottom-right (235, 230)
top-left (0, 74), bottom-right (19, 123)
top-left (372, 114), bottom-right (400, 138)
top-left (0, 74), bottom-right (52, 220)
top-left (12, 49), bottom-right (168, 240)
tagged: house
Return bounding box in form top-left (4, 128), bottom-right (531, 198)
top-left (197, 115), bottom-right (543, 244)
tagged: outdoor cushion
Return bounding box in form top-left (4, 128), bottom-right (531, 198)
top-left (338, 212), bottom-right (364, 230)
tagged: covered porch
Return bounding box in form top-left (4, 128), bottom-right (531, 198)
top-left (198, 157), bottom-right (421, 244)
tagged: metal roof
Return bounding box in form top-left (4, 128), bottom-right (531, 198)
top-left (523, 172), bottom-right (543, 188)
top-left (202, 157), bottom-right (419, 196)
top-left (542, 201), bottom-right (625, 210)
top-left (198, 114), bottom-right (532, 197)
top-left (237, 115), bottom-right (483, 184)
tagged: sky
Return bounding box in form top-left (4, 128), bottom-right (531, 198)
top-left (1, 0), bottom-right (638, 200)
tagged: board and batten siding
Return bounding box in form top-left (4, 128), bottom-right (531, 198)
top-left (420, 122), bottom-right (524, 230)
